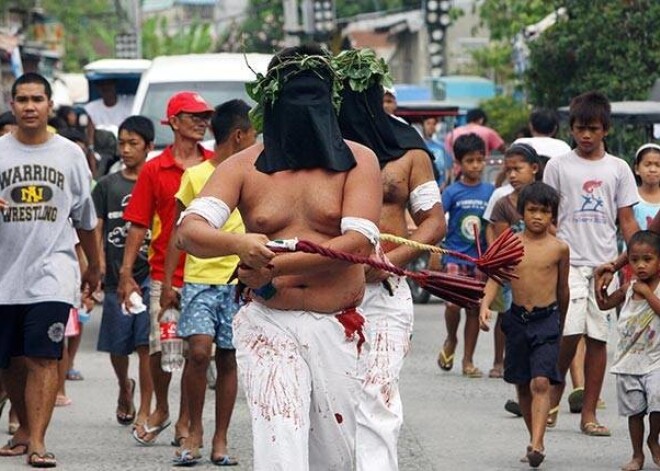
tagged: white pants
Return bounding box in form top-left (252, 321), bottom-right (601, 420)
top-left (356, 278), bottom-right (414, 471)
top-left (233, 301), bottom-right (366, 471)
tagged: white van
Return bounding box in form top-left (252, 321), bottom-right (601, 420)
top-left (131, 53), bottom-right (273, 150)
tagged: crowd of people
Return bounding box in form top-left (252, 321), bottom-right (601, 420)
top-left (0, 43), bottom-right (659, 471)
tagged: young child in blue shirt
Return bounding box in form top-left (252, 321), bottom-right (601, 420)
top-left (437, 133), bottom-right (494, 378)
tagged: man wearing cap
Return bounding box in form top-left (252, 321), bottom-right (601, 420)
top-left (118, 91), bottom-right (214, 445)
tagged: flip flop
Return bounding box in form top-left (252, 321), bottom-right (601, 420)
top-left (526, 449), bottom-right (545, 468)
top-left (520, 445), bottom-right (532, 463)
top-left (488, 367), bottom-right (503, 378)
top-left (132, 419), bottom-right (171, 446)
top-left (581, 422), bottom-right (611, 437)
top-left (55, 395), bottom-right (72, 407)
top-left (65, 369), bottom-right (84, 381)
top-left (437, 347), bottom-right (454, 371)
top-left (547, 405), bottom-right (560, 428)
top-left (504, 399), bottom-right (523, 417)
top-left (116, 379), bottom-right (136, 426)
top-left (568, 387), bottom-right (584, 413)
top-left (172, 448), bottom-right (202, 467)
top-left (211, 455), bottom-right (239, 466)
top-left (27, 451), bottom-right (56, 468)
top-left (171, 436), bottom-right (187, 447)
top-left (462, 365), bottom-right (483, 378)
top-left (0, 439), bottom-right (29, 457)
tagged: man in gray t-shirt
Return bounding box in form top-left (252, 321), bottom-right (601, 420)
top-left (0, 73), bottom-right (100, 467)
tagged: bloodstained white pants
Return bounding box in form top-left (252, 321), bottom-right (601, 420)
top-left (233, 301), bottom-right (366, 471)
top-left (356, 278), bottom-right (414, 471)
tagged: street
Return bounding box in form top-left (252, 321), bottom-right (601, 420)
top-left (0, 299), bottom-right (628, 470)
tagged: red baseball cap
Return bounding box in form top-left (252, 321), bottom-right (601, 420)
top-left (160, 91), bottom-right (213, 124)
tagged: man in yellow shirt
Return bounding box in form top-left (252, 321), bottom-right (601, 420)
top-left (161, 100), bottom-right (256, 466)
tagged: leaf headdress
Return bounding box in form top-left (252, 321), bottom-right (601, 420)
top-left (331, 48), bottom-right (393, 93)
top-left (244, 52), bottom-right (342, 133)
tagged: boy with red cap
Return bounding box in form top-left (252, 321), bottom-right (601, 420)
top-left (118, 91), bottom-right (214, 445)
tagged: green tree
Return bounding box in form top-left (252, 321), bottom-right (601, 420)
top-left (141, 16), bottom-right (214, 59)
top-left (525, 0), bottom-right (660, 108)
top-left (217, 0), bottom-right (284, 53)
top-left (10, 0), bottom-right (121, 71)
top-left (465, 0), bottom-right (553, 87)
top-left (480, 95), bottom-right (529, 143)
top-left (477, 0), bottom-right (555, 42)
top-left (221, 0), bottom-right (422, 53)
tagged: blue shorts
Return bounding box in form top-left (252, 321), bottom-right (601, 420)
top-left (97, 285), bottom-right (150, 356)
top-left (502, 303), bottom-right (563, 385)
top-left (0, 302), bottom-right (71, 368)
top-left (178, 283), bottom-right (241, 350)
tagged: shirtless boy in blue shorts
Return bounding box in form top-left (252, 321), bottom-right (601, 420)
top-left (480, 182), bottom-right (570, 468)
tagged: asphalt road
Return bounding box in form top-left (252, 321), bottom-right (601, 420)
top-left (0, 299), bottom-right (629, 470)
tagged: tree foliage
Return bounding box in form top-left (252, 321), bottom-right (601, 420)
top-left (221, 0), bottom-right (422, 53)
top-left (141, 17), bottom-right (214, 59)
top-left (480, 95), bottom-right (529, 144)
top-left (10, 0), bottom-right (120, 71)
top-left (525, 0), bottom-right (660, 108)
top-left (466, 0), bottom-right (553, 86)
top-left (216, 0), bottom-right (284, 53)
top-left (477, 0), bottom-right (556, 42)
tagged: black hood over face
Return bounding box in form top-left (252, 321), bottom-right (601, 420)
top-left (255, 68), bottom-right (356, 174)
top-left (337, 83), bottom-right (434, 167)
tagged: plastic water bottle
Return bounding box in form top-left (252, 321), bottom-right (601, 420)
top-left (160, 308), bottom-right (184, 372)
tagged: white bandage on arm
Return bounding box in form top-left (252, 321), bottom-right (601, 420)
top-left (178, 196), bottom-right (230, 229)
top-left (409, 180), bottom-right (441, 214)
top-left (341, 217), bottom-right (380, 246)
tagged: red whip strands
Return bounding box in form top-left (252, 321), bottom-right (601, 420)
top-left (470, 226), bottom-right (525, 284)
top-left (281, 240), bottom-right (485, 309)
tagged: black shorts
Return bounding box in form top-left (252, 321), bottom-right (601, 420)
top-left (0, 302), bottom-right (71, 369)
top-left (501, 303), bottom-right (563, 385)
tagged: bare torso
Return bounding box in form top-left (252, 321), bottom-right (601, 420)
top-left (236, 142), bottom-right (375, 312)
top-left (379, 152), bottom-right (414, 247)
top-left (510, 232), bottom-right (568, 311)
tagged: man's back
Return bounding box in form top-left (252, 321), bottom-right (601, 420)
top-left (514, 136), bottom-right (571, 159)
top-left (446, 123), bottom-right (504, 156)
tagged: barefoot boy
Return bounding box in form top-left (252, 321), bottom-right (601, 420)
top-left (597, 230), bottom-right (660, 471)
top-left (480, 181), bottom-right (569, 468)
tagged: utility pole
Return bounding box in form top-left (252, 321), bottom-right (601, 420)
top-left (283, 0), bottom-right (301, 46)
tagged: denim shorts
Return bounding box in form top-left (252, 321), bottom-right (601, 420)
top-left (97, 285), bottom-right (150, 356)
top-left (178, 283), bottom-right (241, 349)
top-left (0, 302), bottom-right (71, 368)
top-left (502, 303), bottom-right (563, 385)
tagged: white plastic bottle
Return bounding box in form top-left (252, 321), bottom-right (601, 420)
top-left (160, 308), bottom-right (184, 372)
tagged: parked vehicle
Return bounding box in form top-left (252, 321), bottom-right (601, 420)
top-left (131, 53), bottom-right (272, 151)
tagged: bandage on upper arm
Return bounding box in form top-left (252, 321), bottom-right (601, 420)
top-left (341, 217), bottom-right (380, 246)
top-left (178, 196), bottom-right (230, 229)
top-left (409, 180), bottom-right (441, 214)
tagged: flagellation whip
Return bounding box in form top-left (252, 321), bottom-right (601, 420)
top-left (380, 227), bottom-right (525, 285)
top-left (263, 239), bottom-right (485, 308)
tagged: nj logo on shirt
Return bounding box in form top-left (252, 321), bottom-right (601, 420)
top-left (11, 185), bottom-right (53, 204)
